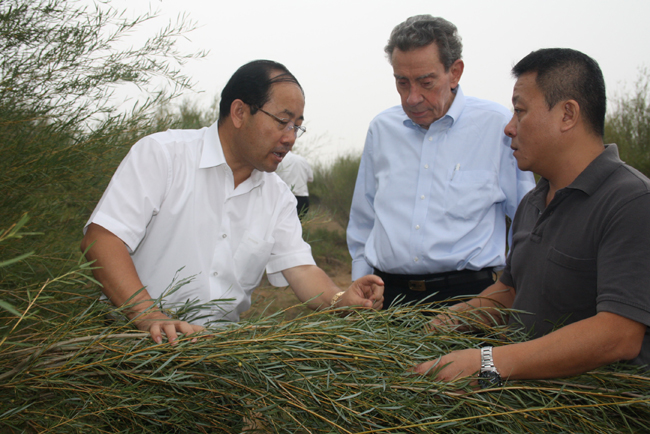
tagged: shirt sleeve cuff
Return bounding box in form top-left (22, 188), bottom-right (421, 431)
top-left (352, 258), bottom-right (373, 281)
top-left (266, 251), bottom-right (316, 287)
top-left (84, 213), bottom-right (141, 253)
top-left (597, 298), bottom-right (650, 328)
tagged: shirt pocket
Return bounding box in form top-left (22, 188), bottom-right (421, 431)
top-left (444, 170), bottom-right (503, 219)
top-left (542, 247), bottom-right (597, 314)
top-left (233, 230), bottom-right (274, 292)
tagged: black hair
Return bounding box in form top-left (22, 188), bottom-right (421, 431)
top-left (512, 48), bottom-right (606, 137)
top-left (218, 60), bottom-right (302, 125)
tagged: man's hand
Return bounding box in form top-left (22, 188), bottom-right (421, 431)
top-left (336, 274), bottom-right (384, 310)
top-left (131, 309), bottom-right (205, 345)
top-left (425, 313), bottom-right (463, 333)
top-left (412, 348), bottom-right (480, 383)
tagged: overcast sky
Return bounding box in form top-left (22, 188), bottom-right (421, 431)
top-left (111, 0), bottom-right (650, 163)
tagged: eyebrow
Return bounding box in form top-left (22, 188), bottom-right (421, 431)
top-left (394, 73), bottom-right (437, 81)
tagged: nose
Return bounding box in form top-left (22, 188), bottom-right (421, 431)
top-left (504, 114), bottom-right (517, 138)
top-left (280, 128), bottom-right (296, 146)
top-left (406, 87), bottom-right (424, 107)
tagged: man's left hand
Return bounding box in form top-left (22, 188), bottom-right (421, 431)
top-left (336, 275), bottom-right (384, 310)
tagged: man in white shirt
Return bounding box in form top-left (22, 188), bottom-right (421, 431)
top-left (81, 60), bottom-right (384, 344)
top-left (276, 151), bottom-right (314, 219)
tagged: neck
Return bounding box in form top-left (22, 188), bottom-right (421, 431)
top-left (218, 126), bottom-right (253, 188)
top-left (544, 136), bottom-right (605, 205)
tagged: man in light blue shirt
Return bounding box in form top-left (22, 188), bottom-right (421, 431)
top-left (347, 15), bottom-right (535, 308)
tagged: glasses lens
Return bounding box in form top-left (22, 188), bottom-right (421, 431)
top-left (295, 126), bottom-right (306, 138)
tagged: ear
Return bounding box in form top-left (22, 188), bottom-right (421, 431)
top-left (449, 59), bottom-right (464, 88)
top-left (559, 100), bottom-right (580, 133)
top-left (229, 99), bottom-right (247, 129)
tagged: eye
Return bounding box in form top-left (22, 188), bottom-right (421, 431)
top-left (421, 81), bottom-right (434, 88)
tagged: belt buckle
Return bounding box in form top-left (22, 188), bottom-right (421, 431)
top-left (408, 280), bottom-right (426, 292)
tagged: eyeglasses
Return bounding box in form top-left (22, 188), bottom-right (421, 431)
top-left (258, 108), bottom-right (306, 138)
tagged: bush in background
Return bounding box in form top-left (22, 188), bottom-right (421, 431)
top-left (309, 153), bottom-right (361, 229)
top-left (605, 69), bottom-right (650, 177)
top-left (0, 0), bottom-right (202, 325)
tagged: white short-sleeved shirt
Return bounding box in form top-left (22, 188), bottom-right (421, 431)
top-left (275, 151), bottom-right (314, 197)
top-left (85, 122), bottom-right (315, 324)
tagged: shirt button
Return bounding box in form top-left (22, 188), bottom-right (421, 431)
top-left (212, 271), bottom-right (218, 277)
top-left (414, 257), bottom-right (419, 262)
top-left (424, 164), bottom-right (429, 169)
top-left (222, 234), bottom-right (227, 238)
top-left (428, 136), bottom-right (433, 141)
top-left (415, 225), bottom-right (420, 230)
top-left (420, 195), bottom-right (425, 200)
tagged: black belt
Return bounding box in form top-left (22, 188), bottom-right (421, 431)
top-left (374, 268), bottom-right (495, 292)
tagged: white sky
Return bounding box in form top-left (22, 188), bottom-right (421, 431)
top-left (110, 0), bottom-right (650, 164)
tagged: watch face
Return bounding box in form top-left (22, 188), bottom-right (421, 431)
top-left (478, 370), bottom-right (502, 388)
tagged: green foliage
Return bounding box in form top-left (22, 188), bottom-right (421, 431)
top-left (605, 68), bottom-right (650, 177)
top-left (154, 96), bottom-right (219, 130)
top-left (0, 0), bottom-right (203, 327)
top-left (2, 302), bottom-right (650, 432)
top-left (310, 153), bottom-right (361, 229)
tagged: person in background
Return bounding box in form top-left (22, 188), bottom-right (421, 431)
top-left (347, 15), bottom-right (535, 309)
top-left (276, 150), bottom-right (314, 219)
top-left (81, 60), bottom-right (384, 344)
top-left (414, 48), bottom-right (650, 385)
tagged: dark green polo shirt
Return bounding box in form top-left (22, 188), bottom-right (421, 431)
top-left (501, 144), bottom-right (650, 367)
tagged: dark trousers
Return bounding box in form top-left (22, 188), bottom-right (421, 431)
top-left (374, 268), bottom-right (496, 309)
top-left (296, 196), bottom-right (309, 220)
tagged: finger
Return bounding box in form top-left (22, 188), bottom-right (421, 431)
top-left (163, 324), bottom-right (179, 344)
top-left (149, 324), bottom-right (163, 344)
top-left (178, 322), bottom-right (203, 343)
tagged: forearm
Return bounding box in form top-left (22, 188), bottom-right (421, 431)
top-left (81, 223), bottom-right (156, 317)
top-left (282, 265), bottom-right (340, 309)
top-left (494, 312), bottom-right (646, 380)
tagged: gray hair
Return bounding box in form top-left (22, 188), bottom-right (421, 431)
top-left (384, 15), bottom-right (463, 71)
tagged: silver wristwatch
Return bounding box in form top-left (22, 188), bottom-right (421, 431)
top-left (478, 346), bottom-right (503, 388)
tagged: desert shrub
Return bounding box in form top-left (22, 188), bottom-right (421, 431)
top-left (605, 69), bottom-right (650, 177)
top-left (153, 95), bottom-right (219, 131)
top-left (310, 153), bottom-right (361, 229)
top-left (3, 301), bottom-right (650, 433)
top-left (0, 0), bottom-right (202, 324)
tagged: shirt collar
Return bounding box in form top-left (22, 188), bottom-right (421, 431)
top-left (402, 85), bottom-right (465, 130)
top-left (531, 144), bottom-right (622, 210)
top-left (567, 144), bottom-right (623, 196)
top-left (199, 122), bottom-right (265, 189)
top-left (199, 122), bottom-right (227, 169)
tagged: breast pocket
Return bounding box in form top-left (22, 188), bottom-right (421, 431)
top-left (444, 170), bottom-right (504, 219)
top-left (233, 231), bottom-right (274, 292)
top-left (542, 247), bottom-right (597, 314)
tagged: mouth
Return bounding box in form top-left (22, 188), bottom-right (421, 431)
top-left (409, 109), bottom-right (428, 118)
top-left (272, 151), bottom-right (286, 162)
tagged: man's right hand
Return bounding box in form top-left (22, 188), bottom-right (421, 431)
top-left (131, 309), bottom-right (205, 344)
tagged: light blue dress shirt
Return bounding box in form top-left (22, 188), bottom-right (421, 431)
top-left (347, 86), bottom-right (536, 280)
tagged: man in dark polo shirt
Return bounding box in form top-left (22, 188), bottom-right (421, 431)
top-left (412, 48), bottom-right (650, 385)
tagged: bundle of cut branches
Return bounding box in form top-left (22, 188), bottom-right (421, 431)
top-left (1, 301), bottom-right (649, 433)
